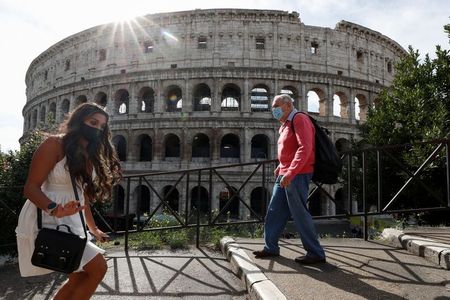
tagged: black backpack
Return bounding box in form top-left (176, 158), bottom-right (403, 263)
top-left (291, 112), bottom-right (342, 184)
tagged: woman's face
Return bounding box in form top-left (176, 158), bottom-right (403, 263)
top-left (84, 113), bottom-right (108, 131)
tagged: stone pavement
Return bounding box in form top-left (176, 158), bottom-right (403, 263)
top-left (0, 247), bottom-right (247, 300)
top-left (222, 234), bottom-right (450, 300)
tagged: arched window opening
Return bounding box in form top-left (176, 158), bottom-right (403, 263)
top-left (251, 134), bottom-right (269, 159)
top-left (115, 89), bottom-right (129, 115)
top-left (61, 99), bottom-right (70, 118)
top-left (192, 133), bottom-right (210, 158)
top-left (335, 138), bottom-right (351, 153)
top-left (39, 106), bottom-right (46, 126)
top-left (139, 87), bottom-right (155, 113)
top-left (220, 134), bottom-right (240, 159)
top-left (32, 110), bottom-right (38, 128)
top-left (221, 85), bottom-right (240, 111)
top-left (75, 95), bottom-right (87, 108)
top-left (250, 85), bottom-right (270, 112)
top-left (333, 95), bottom-right (341, 117)
top-left (113, 135), bottom-right (127, 161)
top-left (193, 84), bottom-right (212, 111)
top-left (135, 185), bottom-right (151, 215)
top-left (166, 86), bottom-right (182, 112)
top-left (355, 94), bottom-right (367, 122)
top-left (219, 187), bottom-right (239, 220)
top-left (164, 134), bottom-right (180, 158)
top-left (307, 91), bottom-right (320, 113)
top-left (163, 185), bottom-right (179, 213)
top-left (250, 187), bottom-right (268, 218)
top-left (95, 92), bottom-right (108, 107)
top-left (49, 102), bottom-right (56, 124)
top-left (113, 185), bottom-right (125, 214)
top-left (280, 86), bottom-right (298, 101)
top-left (190, 186), bottom-right (209, 216)
top-left (138, 135), bottom-right (152, 161)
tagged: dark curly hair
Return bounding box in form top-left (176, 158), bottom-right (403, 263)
top-left (59, 103), bottom-right (122, 202)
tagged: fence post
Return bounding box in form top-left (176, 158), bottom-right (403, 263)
top-left (125, 177), bottom-right (131, 252)
top-left (196, 170), bottom-right (201, 248)
top-left (362, 151), bottom-right (368, 241)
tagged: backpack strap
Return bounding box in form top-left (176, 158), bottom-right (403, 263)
top-left (290, 111), bottom-right (301, 134)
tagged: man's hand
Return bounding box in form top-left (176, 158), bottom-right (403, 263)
top-left (280, 175), bottom-right (292, 188)
top-left (274, 166), bottom-right (280, 176)
top-left (53, 200), bottom-right (86, 218)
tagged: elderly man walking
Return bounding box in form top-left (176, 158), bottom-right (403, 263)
top-left (253, 94), bottom-right (326, 264)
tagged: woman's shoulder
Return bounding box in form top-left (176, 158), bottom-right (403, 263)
top-left (39, 135), bottom-right (65, 160)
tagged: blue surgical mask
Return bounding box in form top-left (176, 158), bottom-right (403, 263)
top-left (272, 107), bottom-right (283, 120)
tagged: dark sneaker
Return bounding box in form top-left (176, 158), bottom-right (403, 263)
top-left (294, 255), bottom-right (326, 264)
top-left (253, 250), bottom-right (280, 259)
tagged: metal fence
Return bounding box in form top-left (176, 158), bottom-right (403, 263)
top-left (1, 139), bottom-right (449, 252)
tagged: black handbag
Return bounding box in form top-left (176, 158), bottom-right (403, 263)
top-left (31, 175), bottom-right (88, 273)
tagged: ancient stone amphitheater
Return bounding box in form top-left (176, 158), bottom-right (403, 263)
top-left (22, 9), bottom-right (406, 219)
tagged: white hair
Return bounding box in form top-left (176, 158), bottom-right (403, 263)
top-left (274, 94), bottom-right (294, 104)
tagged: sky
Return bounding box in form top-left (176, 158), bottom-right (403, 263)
top-left (0, 0), bottom-right (449, 152)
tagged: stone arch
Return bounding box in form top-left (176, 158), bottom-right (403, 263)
top-left (250, 84), bottom-right (270, 112)
top-left (251, 134), bottom-right (269, 159)
top-left (114, 89), bottom-right (129, 115)
top-left (333, 91), bottom-right (349, 118)
top-left (219, 186), bottom-right (239, 219)
top-left (32, 109), bottom-right (38, 128)
top-left (61, 99), bottom-right (70, 119)
top-left (355, 94), bottom-right (368, 122)
top-left (139, 87), bottom-right (155, 113)
top-left (307, 88), bottom-right (326, 116)
top-left (164, 133), bottom-right (180, 159)
top-left (335, 138), bottom-right (352, 153)
top-left (165, 85), bottom-right (182, 112)
top-left (75, 95), bottom-right (87, 108)
top-left (279, 85), bottom-right (299, 101)
top-left (94, 91), bottom-right (108, 107)
top-left (190, 186), bottom-right (210, 215)
top-left (113, 135), bottom-right (127, 161)
top-left (162, 185), bottom-right (179, 213)
top-left (136, 134), bottom-right (152, 161)
top-left (39, 106), bottom-right (46, 125)
top-left (193, 83), bottom-right (211, 111)
top-left (221, 84), bottom-right (241, 111)
top-left (192, 133), bottom-right (210, 158)
top-left (250, 187), bottom-right (269, 218)
top-left (113, 184), bottom-right (125, 214)
top-left (134, 185), bottom-right (151, 215)
top-left (49, 102), bottom-right (56, 124)
top-left (220, 133), bottom-right (240, 159)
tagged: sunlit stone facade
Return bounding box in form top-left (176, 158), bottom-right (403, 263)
top-left (22, 9), bottom-right (406, 218)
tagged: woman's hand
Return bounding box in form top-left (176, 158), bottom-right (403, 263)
top-left (53, 200), bottom-right (86, 218)
top-left (89, 227), bottom-right (110, 243)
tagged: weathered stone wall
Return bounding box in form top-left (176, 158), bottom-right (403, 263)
top-left (22, 9), bottom-right (406, 217)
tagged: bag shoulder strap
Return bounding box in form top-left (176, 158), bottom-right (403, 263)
top-left (36, 174), bottom-right (88, 239)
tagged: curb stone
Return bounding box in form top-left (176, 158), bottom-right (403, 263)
top-left (381, 228), bottom-right (450, 269)
top-left (220, 236), bottom-right (287, 300)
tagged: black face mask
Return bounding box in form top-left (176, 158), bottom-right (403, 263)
top-left (80, 123), bottom-right (103, 143)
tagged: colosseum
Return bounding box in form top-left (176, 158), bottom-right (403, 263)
top-left (22, 9), bottom-right (406, 221)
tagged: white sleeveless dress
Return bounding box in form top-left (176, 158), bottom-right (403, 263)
top-left (15, 156), bottom-right (105, 277)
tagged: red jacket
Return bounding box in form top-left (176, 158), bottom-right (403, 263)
top-left (277, 110), bottom-right (315, 180)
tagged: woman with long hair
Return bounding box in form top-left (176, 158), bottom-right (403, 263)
top-left (16, 103), bottom-right (122, 299)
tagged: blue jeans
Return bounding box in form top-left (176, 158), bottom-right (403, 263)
top-left (263, 173), bottom-right (325, 259)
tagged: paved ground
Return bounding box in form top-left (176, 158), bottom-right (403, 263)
top-left (231, 237), bottom-right (450, 300)
top-left (2, 228), bottom-right (450, 300)
top-left (0, 247), bottom-right (247, 300)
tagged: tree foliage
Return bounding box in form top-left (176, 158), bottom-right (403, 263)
top-left (0, 131), bottom-right (45, 254)
top-left (358, 24), bottom-right (450, 225)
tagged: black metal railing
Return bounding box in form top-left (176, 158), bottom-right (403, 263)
top-left (1, 139), bottom-right (449, 252)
